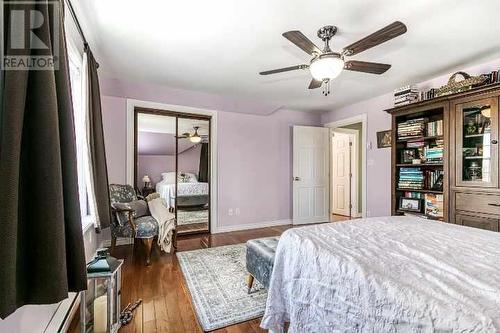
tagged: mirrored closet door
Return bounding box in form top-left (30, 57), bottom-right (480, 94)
top-left (135, 108), bottom-right (210, 236)
top-left (176, 117), bottom-right (210, 234)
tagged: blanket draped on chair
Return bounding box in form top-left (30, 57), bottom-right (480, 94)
top-left (146, 194), bottom-right (175, 253)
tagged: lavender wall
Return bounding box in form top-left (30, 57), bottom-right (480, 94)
top-left (102, 96), bottom-right (127, 184)
top-left (321, 58), bottom-right (500, 217)
top-left (178, 144), bottom-right (202, 175)
top-left (137, 155), bottom-right (175, 186)
top-left (100, 81), bottom-right (321, 229)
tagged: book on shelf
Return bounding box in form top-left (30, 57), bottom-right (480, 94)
top-left (407, 139), bottom-right (424, 148)
top-left (397, 118), bottom-right (427, 139)
top-left (483, 70), bottom-right (500, 84)
top-left (398, 167), bottom-right (424, 189)
top-left (424, 193), bottom-right (444, 218)
top-left (426, 119), bottom-right (443, 136)
top-left (424, 147), bottom-right (443, 162)
top-left (394, 85), bottom-right (419, 107)
top-left (403, 192), bottom-right (423, 199)
top-left (423, 170), bottom-right (444, 190)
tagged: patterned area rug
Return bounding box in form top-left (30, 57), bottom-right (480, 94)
top-left (177, 209), bottom-right (209, 226)
top-left (177, 244), bottom-right (267, 331)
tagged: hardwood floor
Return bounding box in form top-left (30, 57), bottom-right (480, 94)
top-left (72, 220), bottom-right (350, 333)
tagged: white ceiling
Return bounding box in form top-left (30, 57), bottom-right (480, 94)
top-left (137, 113), bottom-right (209, 135)
top-left (74, 0), bottom-right (500, 112)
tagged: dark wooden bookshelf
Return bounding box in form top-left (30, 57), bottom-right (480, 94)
top-left (388, 101), bottom-right (448, 220)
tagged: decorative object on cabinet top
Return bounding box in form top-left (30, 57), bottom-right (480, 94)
top-left (434, 71), bottom-right (489, 98)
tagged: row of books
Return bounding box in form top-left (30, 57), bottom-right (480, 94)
top-left (424, 146), bottom-right (443, 163)
top-left (420, 88), bottom-right (437, 102)
top-left (403, 191), bottom-right (423, 199)
top-left (397, 118), bottom-right (426, 139)
top-left (400, 193), bottom-right (444, 218)
top-left (398, 167), bottom-right (424, 189)
top-left (407, 139), bottom-right (424, 148)
top-left (426, 119), bottom-right (443, 137)
top-left (393, 85), bottom-right (419, 106)
top-left (423, 170), bottom-right (444, 190)
top-left (425, 193), bottom-right (444, 218)
top-left (483, 70), bottom-right (500, 84)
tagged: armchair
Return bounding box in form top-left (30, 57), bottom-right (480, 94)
top-left (109, 184), bottom-right (159, 265)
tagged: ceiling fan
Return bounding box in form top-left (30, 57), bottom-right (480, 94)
top-left (177, 126), bottom-right (208, 143)
top-left (259, 21), bottom-right (407, 95)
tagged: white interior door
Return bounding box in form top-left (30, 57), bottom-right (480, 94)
top-left (332, 131), bottom-right (352, 216)
top-left (293, 126), bottom-right (330, 225)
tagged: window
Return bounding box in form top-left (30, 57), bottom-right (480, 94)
top-left (67, 38), bottom-right (94, 229)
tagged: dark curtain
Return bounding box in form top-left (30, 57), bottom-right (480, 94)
top-left (198, 143), bottom-right (209, 182)
top-left (0, 0), bottom-right (87, 318)
top-left (86, 47), bottom-right (111, 231)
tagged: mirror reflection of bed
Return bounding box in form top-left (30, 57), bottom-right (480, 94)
top-left (136, 111), bottom-right (210, 236)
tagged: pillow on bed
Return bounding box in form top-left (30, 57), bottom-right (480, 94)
top-left (182, 172), bottom-right (198, 182)
top-left (161, 172), bottom-right (176, 184)
top-left (161, 172), bottom-right (198, 183)
top-left (178, 173), bottom-right (190, 183)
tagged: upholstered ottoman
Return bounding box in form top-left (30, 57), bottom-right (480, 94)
top-left (245, 236), bottom-right (280, 293)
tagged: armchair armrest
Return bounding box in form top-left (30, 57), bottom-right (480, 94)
top-left (111, 206), bottom-right (137, 235)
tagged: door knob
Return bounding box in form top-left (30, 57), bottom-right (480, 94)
top-left (294, 177), bottom-right (300, 181)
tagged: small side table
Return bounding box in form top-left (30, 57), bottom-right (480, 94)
top-left (80, 259), bottom-right (123, 333)
top-left (142, 187), bottom-right (155, 197)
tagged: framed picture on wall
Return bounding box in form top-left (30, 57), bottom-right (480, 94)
top-left (399, 197), bottom-right (421, 212)
top-left (376, 130), bottom-right (392, 148)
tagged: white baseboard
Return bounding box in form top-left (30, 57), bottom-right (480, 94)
top-left (102, 238), bottom-right (134, 247)
top-left (213, 219), bottom-right (291, 234)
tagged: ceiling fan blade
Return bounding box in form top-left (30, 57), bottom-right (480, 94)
top-left (343, 21), bottom-right (407, 56)
top-left (308, 79), bottom-right (323, 89)
top-left (259, 64), bottom-right (308, 75)
top-left (344, 60), bottom-right (391, 74)
top-left (282, 31), bottom-right (322, 55)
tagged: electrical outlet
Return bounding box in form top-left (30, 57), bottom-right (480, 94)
top-left (235, 208), bottom-right (240, 215)
top-left (228, 208), bottom-right (233, 216)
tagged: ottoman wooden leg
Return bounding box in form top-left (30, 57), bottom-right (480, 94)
top-left (247, 274), bottom-right (254, 294)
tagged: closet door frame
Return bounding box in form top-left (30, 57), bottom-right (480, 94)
top-left (125, 99), bottom-right (217, 234)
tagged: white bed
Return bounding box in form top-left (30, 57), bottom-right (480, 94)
top-left (155, 172), bottom-right (208, 208)
top-left (261, 216), bottom-right (500, 332)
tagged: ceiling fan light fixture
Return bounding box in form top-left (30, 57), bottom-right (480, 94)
top-left (309, 53), bottom-right (344, 81)
top-left (189, 126), bottom-right (202, 143)
top-left (189, 135), bottom-right (202, 143)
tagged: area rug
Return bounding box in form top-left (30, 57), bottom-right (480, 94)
top-left (177, 244), bottom-right (267, 331)
top-left (177, 209), bottom-right (209, 226)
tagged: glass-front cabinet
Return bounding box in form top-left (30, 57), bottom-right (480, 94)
top-left (455, 97), bottom-right (498, 187)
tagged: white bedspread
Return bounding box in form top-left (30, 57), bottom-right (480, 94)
top-left (155, 181), bottom-right (208, 208)
top-left (261, 216), bottom-right (500, 333)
